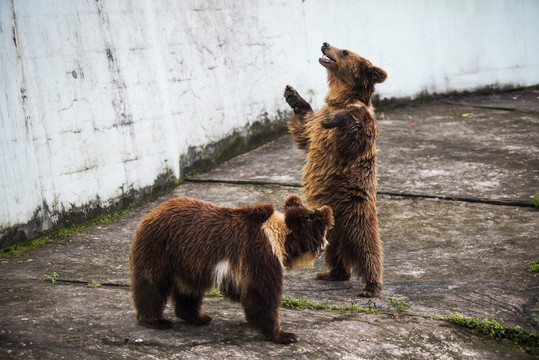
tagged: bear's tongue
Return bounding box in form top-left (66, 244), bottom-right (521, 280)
top-left (320, 54), bottom-right (335, 63)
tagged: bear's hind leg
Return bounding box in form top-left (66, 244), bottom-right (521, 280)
top-left (355, 248), bottom-right (383, 298)
top-left (172, 291), bottom-right (212, 326)
top-left (132, 277), bottom-right (172, 329)
top-left (316, 233), bottom-right (351, 281)
top-left (354, 220), bottom-right (383, 298)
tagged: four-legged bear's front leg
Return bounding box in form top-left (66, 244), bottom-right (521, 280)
top-left (242, 284), bottom-right (298, 344)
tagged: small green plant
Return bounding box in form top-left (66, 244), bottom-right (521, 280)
top-left (444, 313), bottom-right (538, 351)
top-left (531, 193), bottom-right (539, 207)
top-left (42, 272), bottom-right (59, 283)
top-left (387, 297), bottom-right (413, 313)
top-left (183, 170), bottom-right (201, 180)
top-left (532, 309), bottom-right (539, 323)
top-left (529, 258), bottom-right (539, 273)
top-left (281, 295), bottom-right (320, 310)
top-left (280, 295), bottom-right (377, 314)
top-left (207, 289), bottom-right (224, 297)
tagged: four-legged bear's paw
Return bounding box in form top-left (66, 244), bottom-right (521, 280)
top-left (357, 283), bottom-right (382, 298)
top-left (284, 85), bottom-right (301, 109)
top-left (316, 270), bottom-right (351, 281)
top-left (273, 330), bottom-right (299, 344)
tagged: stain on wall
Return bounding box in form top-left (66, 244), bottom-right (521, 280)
top-left (1, 0), bottom-right (538, 247)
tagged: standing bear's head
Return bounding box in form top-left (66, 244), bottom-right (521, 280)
top-left (319, 42), bottom-right (387, 104)
top-left (281, 195), bottom-right (334, 269)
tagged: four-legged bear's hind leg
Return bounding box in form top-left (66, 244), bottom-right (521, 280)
top-left (131, 276), bottom-right (173, 329)
top-left (172, 290), bottom-right (212, 326)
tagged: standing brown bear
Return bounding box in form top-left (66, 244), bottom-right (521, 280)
top-left (284, 42), bottom-right (387, 297)
top-left (130, 195), bottom-right (333, 344)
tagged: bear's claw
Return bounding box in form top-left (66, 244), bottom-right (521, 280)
top-left (274, 330), bottom-right (299, 344)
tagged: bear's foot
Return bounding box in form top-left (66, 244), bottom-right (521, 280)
top-left (273, 330), bottom-right (299, 344)
top-left (356, 282), bottom-right (382, 298)
top-left (138, 318), bottom-right (173, 330)
top-left (316, 270), bottom-right (351, 281)
top-left (184, 313), bottom-right (212, 326)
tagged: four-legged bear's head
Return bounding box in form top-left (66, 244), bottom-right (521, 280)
top-left (319, 42), bottom-right (387, 101)
top-left (282, 195), bottom-right (334, 269)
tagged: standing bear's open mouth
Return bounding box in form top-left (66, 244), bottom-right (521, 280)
top-left (319, 42), bottom-right (337, 65)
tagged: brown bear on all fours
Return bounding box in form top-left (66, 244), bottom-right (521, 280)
top-left (284, 42), bottom-right (387, 298)
top-left (129, 195), bottom-right (333, 344)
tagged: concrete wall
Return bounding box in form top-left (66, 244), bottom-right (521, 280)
top-left (1, 0), bottom-right (538, 247)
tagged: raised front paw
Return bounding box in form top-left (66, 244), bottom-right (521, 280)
top-left (273, 330), bottom-right (299, 344)
top-left (284, 85), bottom-right (313, 115)
top-left (284, 85), bottom-right (301, 109)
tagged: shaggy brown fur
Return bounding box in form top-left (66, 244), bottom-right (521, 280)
top-left (129, 195), bottom-right (333, 344)
top-left (284, 42), bottom-right (387, 298)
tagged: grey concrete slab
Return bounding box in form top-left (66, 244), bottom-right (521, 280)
top-left (1, 182), bottom-right (537, 359)
top-left (193, 89), bottom-right (539, 205)
top-left (444, 87), bottom-right (539, 113)
top-left (0, 279), bottom-right (529, 360)
top-left (1, 90), bottom-right (538, 359)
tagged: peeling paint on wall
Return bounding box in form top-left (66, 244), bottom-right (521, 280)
top-left (1, 0), bottom-right (538, 247)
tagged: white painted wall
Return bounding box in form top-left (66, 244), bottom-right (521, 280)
top-left (1, 0), bottom-right (538, 244)
top-left (301, 0), bottom-right (539, 105)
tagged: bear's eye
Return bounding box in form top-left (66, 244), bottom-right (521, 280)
top-left (342, 50), bottom-right (349, 56)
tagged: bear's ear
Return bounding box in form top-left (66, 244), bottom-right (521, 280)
top-left (315, 206), bottom-right (334, 229)
top-left (250, 204), bottom-right (275, 223)
top-left (369, 66), bottom-right (387, 84)
top-left (284, 194), bottom-right (303, 209)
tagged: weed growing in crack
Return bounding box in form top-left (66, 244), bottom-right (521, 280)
top-left (387, 297), bottom-right (413, 313)
top-left (280, 295), bottom-right (377, 314)
top-left (42, 272), bottom-right (59, 283)
top-left (445, 313), bottom-right (538, 353)
top-left (531, 193), bottom-right (539, 207)
top-left (528, 258), bottom-right (539, 273)
top-left (207, 289), bottom-right (224, 297)
top-left (532, 309), bottom-right (539, 323)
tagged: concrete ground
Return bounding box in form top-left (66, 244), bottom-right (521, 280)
top-left (1, 88), bottom-right (538, 359)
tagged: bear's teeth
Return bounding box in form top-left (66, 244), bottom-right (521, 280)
top-left (322, 55), bottom-right (334, 62)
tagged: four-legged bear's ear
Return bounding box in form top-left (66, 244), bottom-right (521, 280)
top-left (315, 206), bottom-right (334, 229)
top-left (284, 194), bottom-right (303, 209)
top-left (369, 66), bottom-right (387, 84)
